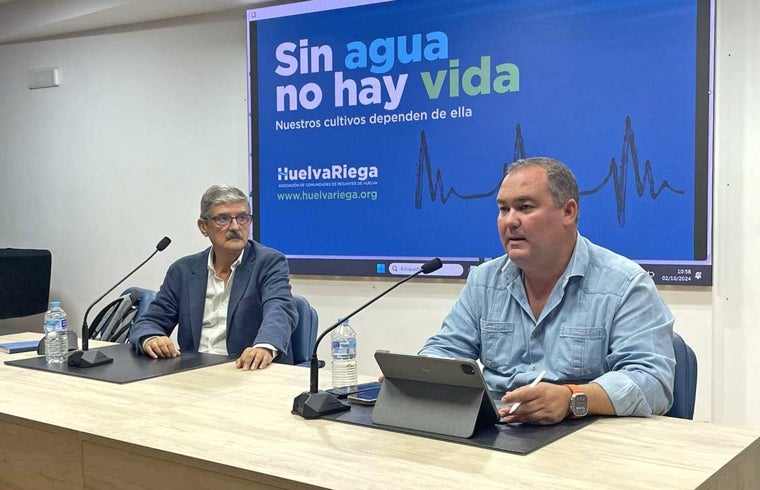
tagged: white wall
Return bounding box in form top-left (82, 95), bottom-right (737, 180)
top-left (0, 3), bottom-right (757, 428)
top-left (711, 0), bottom-right (760, 426)
top-left (0, 12), bottom-right (249, 320)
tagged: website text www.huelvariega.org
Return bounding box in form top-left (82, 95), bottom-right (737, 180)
top-left (276, 189), bottom-right (378, 201)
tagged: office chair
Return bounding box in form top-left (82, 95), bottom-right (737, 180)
top-left (0, 248), bottom-right (51, 319)
top-left (90, 287), bottom-right (157, 343)
top-left (665, 332), bottom-right (697, 419)
top-left (121, 287), bottom-right (157, 324)
top-left (291, 294), bottom-right (319, 366)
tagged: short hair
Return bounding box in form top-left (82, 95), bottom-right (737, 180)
top-left (199, 185), bottom-right (249, 218)
top-left (506, 157), bottom-right (580, 220)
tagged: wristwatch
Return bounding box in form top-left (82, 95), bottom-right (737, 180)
top-left (564, 384), bottom-right (589, 418)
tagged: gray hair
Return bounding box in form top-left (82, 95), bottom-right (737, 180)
top-left (506, 157), bottom-right (579, 221)
top-left (200, 185), bottom-right (250, 218)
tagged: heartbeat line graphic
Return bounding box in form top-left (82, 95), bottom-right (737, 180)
top-left (414, 116), bottom-right (684, 227)
top-left (580, 116), bottom-right (685, 226)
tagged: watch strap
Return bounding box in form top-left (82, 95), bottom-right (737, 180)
top-left (565, 384), bottom-right (583, 395)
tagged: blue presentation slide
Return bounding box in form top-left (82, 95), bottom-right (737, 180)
top-left (248, 0), bottom-right (712, 284)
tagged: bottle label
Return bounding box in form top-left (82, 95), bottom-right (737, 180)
top-left (44, 318), bottom-right (67, 332)
top-left (331, 338), bottom-right (356, 359)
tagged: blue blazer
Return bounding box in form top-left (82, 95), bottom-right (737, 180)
top-left (130, 240), bottom-right (297, 363)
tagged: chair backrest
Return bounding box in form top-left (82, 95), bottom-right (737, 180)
top-left (666, 332), bottom-right (697, 419)
top-left (291, 295), bottom-right (318, 365)
top-left (89, 287), bottom-right (156, 343)
top-left (0, 248), bottom-right (51, 319)
top-left (122, 287), bottom-right (157, 324)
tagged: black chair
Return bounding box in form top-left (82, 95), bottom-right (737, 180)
top-left (89, 287), bottom-right (157, 343)
top-left (0, 248), bottom-right (51, 319)
top-left (665, 332), bottom-right (697, 419)
top-left (122, 287), bottom-right (157, 325)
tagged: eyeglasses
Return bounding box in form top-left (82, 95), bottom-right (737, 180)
top-left (205, 214), bottom-right (252, 227)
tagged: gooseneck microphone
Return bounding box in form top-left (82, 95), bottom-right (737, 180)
top-left (292, 257), bottom-right (443, 419)
top-left (68, 236), bottom-right (171, 368)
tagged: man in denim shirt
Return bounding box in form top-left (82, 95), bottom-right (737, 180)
top-left (420, 157), bottom-right (675, 425)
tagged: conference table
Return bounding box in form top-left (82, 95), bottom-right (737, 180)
top-left (0, 332), bottom-right (758, 489)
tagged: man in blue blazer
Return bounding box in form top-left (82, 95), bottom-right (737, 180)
top-left (129, 185), bottom-right (297, 369)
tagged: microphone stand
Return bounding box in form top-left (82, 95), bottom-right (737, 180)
top-left (68, 237), bottom-right (171, 368)
top-left (292, 258), bottom-right (442, 419)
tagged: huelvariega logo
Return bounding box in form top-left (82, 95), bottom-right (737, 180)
top-left (277, 164), bottom-right (378, 182)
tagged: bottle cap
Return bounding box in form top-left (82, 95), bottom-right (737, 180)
top-left (49, 301), bottom-right (61, 308)
top-left (338, 317), bottom-right (349, 325)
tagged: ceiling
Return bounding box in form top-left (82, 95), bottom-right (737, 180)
top-left (0, 0), bottom-right (277, 44)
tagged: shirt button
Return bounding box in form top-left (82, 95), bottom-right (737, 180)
top-left (530, 365), bottom-right (537, 371)
top-left (532, 331), bottom-right (540, 339)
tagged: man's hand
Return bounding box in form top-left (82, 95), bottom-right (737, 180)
top-left (144, 336), bottom-right (181, 359)
top-left (236, 346), bottom-right (274, 370)
top-left (498, 382), bottom-right (570, 425)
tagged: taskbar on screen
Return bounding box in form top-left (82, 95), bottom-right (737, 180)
top-left (287, 257), bottom-right (712, 286)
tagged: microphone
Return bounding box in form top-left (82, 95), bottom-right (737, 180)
top-left (67, 237), bottom-right (172, 368)
top-left (292, 257), bottom-right (443, 419)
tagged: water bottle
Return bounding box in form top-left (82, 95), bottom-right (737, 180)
top-left (43, 301), bottom-right (69, 363)
top-left (331, 318), bottom-right (357, 388)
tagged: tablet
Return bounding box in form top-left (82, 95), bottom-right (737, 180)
top-left (372, 351), bottom-right (501, 438)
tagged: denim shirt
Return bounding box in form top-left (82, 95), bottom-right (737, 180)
top-left (420, 233), bottom-right (675, 416)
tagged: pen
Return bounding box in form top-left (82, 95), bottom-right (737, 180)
top-left (508, 370), bottom-right (546, 414)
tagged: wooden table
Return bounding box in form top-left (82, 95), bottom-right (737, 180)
top-left (0, 332), bottom-right (757, 489)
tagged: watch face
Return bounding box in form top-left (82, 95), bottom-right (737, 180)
top-left (571, 393), bottom-right (589, 417)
